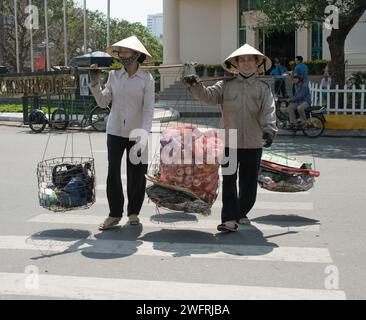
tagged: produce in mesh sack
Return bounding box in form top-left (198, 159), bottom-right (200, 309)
top-left (258, 170), bottom-right (315, 192)
top-left (145, 182), bottom-right (212, 216)
top-left (258, 152), bottom-right (320, 193)
top-left (147, 125), bottom-right (224, 214)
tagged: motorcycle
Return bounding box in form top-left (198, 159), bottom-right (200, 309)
top-left (274, 96), bottom-right (327, 138)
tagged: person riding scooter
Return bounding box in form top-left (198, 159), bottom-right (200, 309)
top-left (287, 74), bottom-right (312, 129)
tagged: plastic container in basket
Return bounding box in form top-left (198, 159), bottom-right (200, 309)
top-left (37, 157), bottom-right (96, 212)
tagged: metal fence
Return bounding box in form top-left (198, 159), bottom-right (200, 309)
top-left (309, 82), bottom-right (366, 115)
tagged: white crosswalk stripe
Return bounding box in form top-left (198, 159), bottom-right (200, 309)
top-left (0, 235), bottom-right (332, 263)
top-left (95, 197), bottom-right (314, 210)
top-left (29, 214), bottom-right (321, 232)
top-left (0, 272), bottom-right (346, 300)
top-left (96, 183), bottom-right (310, 196)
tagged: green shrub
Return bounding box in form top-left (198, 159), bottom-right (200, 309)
top-left (206, 64), bottom-right (216, 77)
top-left (195, 64), bottom-right (206, 77)
top-left (347, 72), bottom-right (366, 89)
top-left (288, 60), bottom-right (329, 75)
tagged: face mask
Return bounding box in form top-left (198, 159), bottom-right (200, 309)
top-left (119, 53), bottom-right (140, 67)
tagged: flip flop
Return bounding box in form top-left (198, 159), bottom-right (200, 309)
top-left (217, 223), bottom-right (238, 232)
top-left (128, 214), bottom-right (140, 225)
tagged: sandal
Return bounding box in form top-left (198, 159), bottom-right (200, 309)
top-left (237, 217), bottom-right (251, 225)
top-left (128, 214), bottom-right (140, 225)
top-left (98, 217), bottom-right (121, 231)
top-left (217, 221), bottom-right (238, 232)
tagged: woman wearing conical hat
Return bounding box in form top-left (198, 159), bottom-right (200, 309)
top-left (184, 44), bottom-right (278, 232)
top-left (89, 35), bottom-right (155, 230)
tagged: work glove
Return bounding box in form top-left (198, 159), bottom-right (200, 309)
top-left (263, 132), bottom-right (274, 148)
top-left (89, 64), bottom-right (101, 85)
top-left (182, 74), bottom-right (200, 87)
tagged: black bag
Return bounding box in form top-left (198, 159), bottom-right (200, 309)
top-left (52, 163), bottom-right (87, 188)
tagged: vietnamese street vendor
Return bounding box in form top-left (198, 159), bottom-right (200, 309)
top-left (89, 35), bottom-right (155, 231)
top-left (183, 44), bottom-right (278, 232)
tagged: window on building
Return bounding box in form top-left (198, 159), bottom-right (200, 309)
top-left (311, 22), bottom-right (323, 60)
top-left (239, 0), bottom-right (255, 46)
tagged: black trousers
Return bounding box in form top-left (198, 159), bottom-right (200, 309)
top-left (107, 134), bottom-right (148, 218)
top-left (274, 78), bottom-right (287, 98)
top-left (221, 148), bottom-right (263, 223)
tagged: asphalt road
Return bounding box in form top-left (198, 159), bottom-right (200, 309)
top-left (0, 125), bottom-right (365, 300)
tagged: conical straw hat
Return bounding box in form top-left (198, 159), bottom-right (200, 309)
top-left (106, 35), bottom-right (153, 63)
top-left (223, 43), bottom-right (272, 75)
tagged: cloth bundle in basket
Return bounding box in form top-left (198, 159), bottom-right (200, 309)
top-left (147, 125), bottom-right (224, 215)
top-left (258, 152), bottom-right (320, 193)
top-left (37, 157), bottom-right (96, 212)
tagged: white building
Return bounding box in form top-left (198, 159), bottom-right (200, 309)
top-left (147, 13), bottom-right (163, 43)
top-left (161, 0), bottom-right (366, 89)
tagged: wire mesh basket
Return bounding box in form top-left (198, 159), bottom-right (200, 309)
top-left (37, 157), bottom-right (96, 212)
top-left (258, 151), bottom-right (319, 193)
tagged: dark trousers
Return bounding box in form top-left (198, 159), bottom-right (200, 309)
top-left (107, 134), bottom-right (148, 218)
top-left (221, 148), bottom-right (263, 223)
top-left (274, 79), bottom-right (287, 98)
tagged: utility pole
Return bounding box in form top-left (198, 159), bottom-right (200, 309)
top-left (14, 0), bottom-right (20, 72)
top-left (107, 0), bottom-right (110, 47)
top-left (44, 0), bottom-right (50, 71)
top-left (83, 0), bottom-right (87, 54)
top-left (63, 0), bottom-right (68, 66)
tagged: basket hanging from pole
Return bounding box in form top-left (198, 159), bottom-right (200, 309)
top-left (37, 156), bottom-right (96, 212)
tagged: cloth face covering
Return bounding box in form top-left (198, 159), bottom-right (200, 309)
top-left (119, 52), bottom-right (140, 67)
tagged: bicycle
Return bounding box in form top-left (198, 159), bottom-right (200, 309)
top-left (29, 87), bottom-right (110, 133)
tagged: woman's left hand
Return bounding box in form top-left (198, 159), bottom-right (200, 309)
top-left (262, 132), bottom-right (274, 148)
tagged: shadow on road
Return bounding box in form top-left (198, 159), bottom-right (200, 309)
top-left (272, 136), bottom-right (366, 160)
top-left (27, 226), bottom-right (143, 260)
top-left (252, 214), bottom-right (320, 227)
top-left (26, 222), bottom-right (283, 261)
top-left (140, 227), bottom-right (278, 258)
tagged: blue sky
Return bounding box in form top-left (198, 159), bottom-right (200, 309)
top-left (74, 0), bottom-right (163, 26)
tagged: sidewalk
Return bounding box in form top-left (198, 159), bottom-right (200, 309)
top-left (0, 107), bottom-right (180, 128)
top-left (1, 109), bottom-right (366, 137)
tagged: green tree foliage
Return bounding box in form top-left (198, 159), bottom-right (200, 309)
top-left (0, 0), bottom-right (162, 72)
top-left (255, 0), bottom-right (366, 85)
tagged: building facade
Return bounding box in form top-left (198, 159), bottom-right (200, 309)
top-left (161, 0), bottom-right (366, 89)
top-left (147, 13), bottom-right (163, 44)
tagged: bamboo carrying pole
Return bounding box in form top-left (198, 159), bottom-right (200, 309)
top-left (76, 64), bottom-right (188, 71)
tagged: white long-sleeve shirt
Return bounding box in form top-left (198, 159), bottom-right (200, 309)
top-left (89, 67), bottom-right (155, 138)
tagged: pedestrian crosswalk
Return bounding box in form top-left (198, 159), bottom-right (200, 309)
top-left (0, 272), bottom-right (346, 300)
top-left (95, 196), bottom-right (314, 211)
top-left (0, 169), bottom-right (346, 300)
top-left (28, 214), bottom-right (321, 232)
top-left (0, 235), bottom-right (332, 263)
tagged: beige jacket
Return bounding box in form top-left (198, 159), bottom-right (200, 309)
top-left (189, 74), bottom-right (278, 149)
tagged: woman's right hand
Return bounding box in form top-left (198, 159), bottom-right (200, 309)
top-left (89, 64), bottom-right (101, 85)
top-left (183, 74), bottom-right (200, 87)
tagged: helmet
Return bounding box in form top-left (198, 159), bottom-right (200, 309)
top-left (293, 73), bottom-right (304, 81)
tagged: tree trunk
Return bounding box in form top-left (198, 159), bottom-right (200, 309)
top-left (327, 31), bottom-right (347, 87)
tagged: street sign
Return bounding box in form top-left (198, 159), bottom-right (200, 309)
top-left (79, 74), bottom-right (89, 96)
